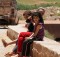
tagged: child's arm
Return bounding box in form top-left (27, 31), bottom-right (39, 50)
top-left (29, 33), bottom-right (34, 37)
top-left (25, 23), bottom-right (29, 28)
top-left (25, 24), bottom-right (42, 39)
top-left (33, 24), bottom-right (42, 37)
top-left (25, 33), bottom-right (34, 40)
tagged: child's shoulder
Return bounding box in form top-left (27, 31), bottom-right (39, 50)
top-left (38, 23), bottom-right (44, 25)
top-left (38, 23), bottom-right (44, 27)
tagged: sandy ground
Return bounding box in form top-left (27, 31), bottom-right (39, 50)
top-left (0, 29), bottom-right (15, 57)
top-left (0, 20), bottom-right (26, 57)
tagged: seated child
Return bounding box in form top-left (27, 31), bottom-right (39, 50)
top-left (2, 10), bottom-right (34, 57)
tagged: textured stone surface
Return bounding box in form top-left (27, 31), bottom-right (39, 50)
top-left (0, 27), bottom-right (60, 57)
top-left (7, 24), bottom-right (27, 40)
top-left (6, 21), bottom-right (60, 57)
top-left (7, 20), bottom-right (60, 39)
top-left (32, 38), bottom-right (60, 57)
top-left (44, 24), bottom-right (60, 38)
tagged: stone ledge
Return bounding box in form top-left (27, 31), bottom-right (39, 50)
top-left (7, 23), bottom-right (60, 40)
top-left (32, 38), bottom-right (60, 57)
top-left (7, 24), bottom-right (27, 40)
top-left (7, 24), bottom-right (60, 57)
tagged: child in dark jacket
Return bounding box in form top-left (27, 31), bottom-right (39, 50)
top-left (23, 10), bottom-right (34, 32)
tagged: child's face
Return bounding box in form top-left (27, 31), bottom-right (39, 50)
top-left (23, 15), bottom-right (28, 19)
top-left (33, 16), bottom-right (39, 23)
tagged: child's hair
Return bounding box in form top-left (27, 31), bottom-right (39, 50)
top-left (23, 10), bottom-right (32, 16)
top-left (32, 12), bottom-right (44, 23)
top-left (37, 8), bottom-right (45, 16)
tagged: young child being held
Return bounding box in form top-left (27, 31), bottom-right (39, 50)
top-left (23, 10), bottom-right (34, 32)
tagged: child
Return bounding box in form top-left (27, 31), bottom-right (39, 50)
top-left (23, 10), bottom-right (34, 32)
top-left (2, 10), bottom-right (34, 56)
top-left (17, 10), bottom-right (34, 56)
top-left (37, 8), bottom-right (45, 16)
top-left (21, 12), bottom-right (44, 57)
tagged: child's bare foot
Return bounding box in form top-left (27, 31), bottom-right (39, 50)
top-left (2, 39), bottom-right (8, 47)
top-left (11, 54), bottom-right (18, 57)
top-left (5, 52), bottom-right (16, 57)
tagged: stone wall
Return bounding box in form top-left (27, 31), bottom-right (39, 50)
top-left (7, 27), bottom-right (18, 40)
top-left (7, 24), bottom-right (60, 57)
top-left (7, 24), bottom-right (27, 40)
top-left (32, 38), bottom-right (60, 57)
top-left (44, 23), bottom-right (60, 38)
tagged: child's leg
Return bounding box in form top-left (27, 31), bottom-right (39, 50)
top-left (5, 45), bottom-right (18, 56)
top-left (2, 39), bottom-right (8, 47)
top-left (2, 39), bottom-right (17, 47)
top-left (19, 32), bottom-right (32, 38)
top-left (17, 37), bottom-right (24, 54)
top-left (25, 39), bottom-right (33, 56)
top-left (22, 40), bottom-right (29, 56)
top-left (13, 45), bottom-right (18, 54)
top-left (22, 39), bottom-right (33, 56)
top-left (17, 32), bottom-right (32, 53)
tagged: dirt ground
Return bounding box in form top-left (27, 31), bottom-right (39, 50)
top-left (0, 29), bottom-right (15, 57)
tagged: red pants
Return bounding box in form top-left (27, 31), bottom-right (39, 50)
top-left (17, 32), bottom-right (31, 53)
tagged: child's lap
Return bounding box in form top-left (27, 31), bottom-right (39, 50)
top-left (19, 32), bottom-right (32, 37)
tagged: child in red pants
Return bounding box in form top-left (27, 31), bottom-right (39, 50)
top-left (22, 12), bottom-right (44, 57)
top-left (17, 32), bottom-right (32, 54)
top-left (17, 10), bottom-right (34, 55)
top-left (2, 10), bottom-right (34, 56)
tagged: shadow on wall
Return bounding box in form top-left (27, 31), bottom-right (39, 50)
top-left (44, 30), bottom-right (54, 39)
top-left (44, 24), bottom-right (60, 42)
top-left (55, 38), bottom-right (60, 42)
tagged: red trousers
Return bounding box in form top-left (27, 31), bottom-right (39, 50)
top-left (17, 32), bottom-right (31, 53)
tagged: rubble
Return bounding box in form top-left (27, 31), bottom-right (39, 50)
top-left (42, 6), bottom-right (60, 20)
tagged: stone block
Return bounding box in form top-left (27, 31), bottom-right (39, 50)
top-left (32, 38), bottom-right (60, 57)
top-left (7, 24), bottom-right (27, 40)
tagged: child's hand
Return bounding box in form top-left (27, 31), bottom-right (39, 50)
top-left (25, 24), bottom-right (28, 28)
top-left (25, 37), bottom-right (33, 40)
top-left (25, 37), bottom-right (30, 40)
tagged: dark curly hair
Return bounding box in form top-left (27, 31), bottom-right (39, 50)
top-left (32, 12), bottom-right (44, 23)
top-left (23, 10), bottom-right (32, 16)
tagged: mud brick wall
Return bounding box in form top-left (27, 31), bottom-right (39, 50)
top-left (44, 24), bottom-right (60, 38)
top-left (32, 38), bottom-right (60, 57)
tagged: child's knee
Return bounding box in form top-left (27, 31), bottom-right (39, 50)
top-left (18, 37), bottom-right (24, 41)
top-left (19, 32), bottom-right (26, 37)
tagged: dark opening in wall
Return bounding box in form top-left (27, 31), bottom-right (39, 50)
top-left (55, 38), bottom-right (60, 42)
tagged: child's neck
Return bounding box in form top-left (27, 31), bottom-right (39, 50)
top-left (35, 21), bottom-right (39, 25)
